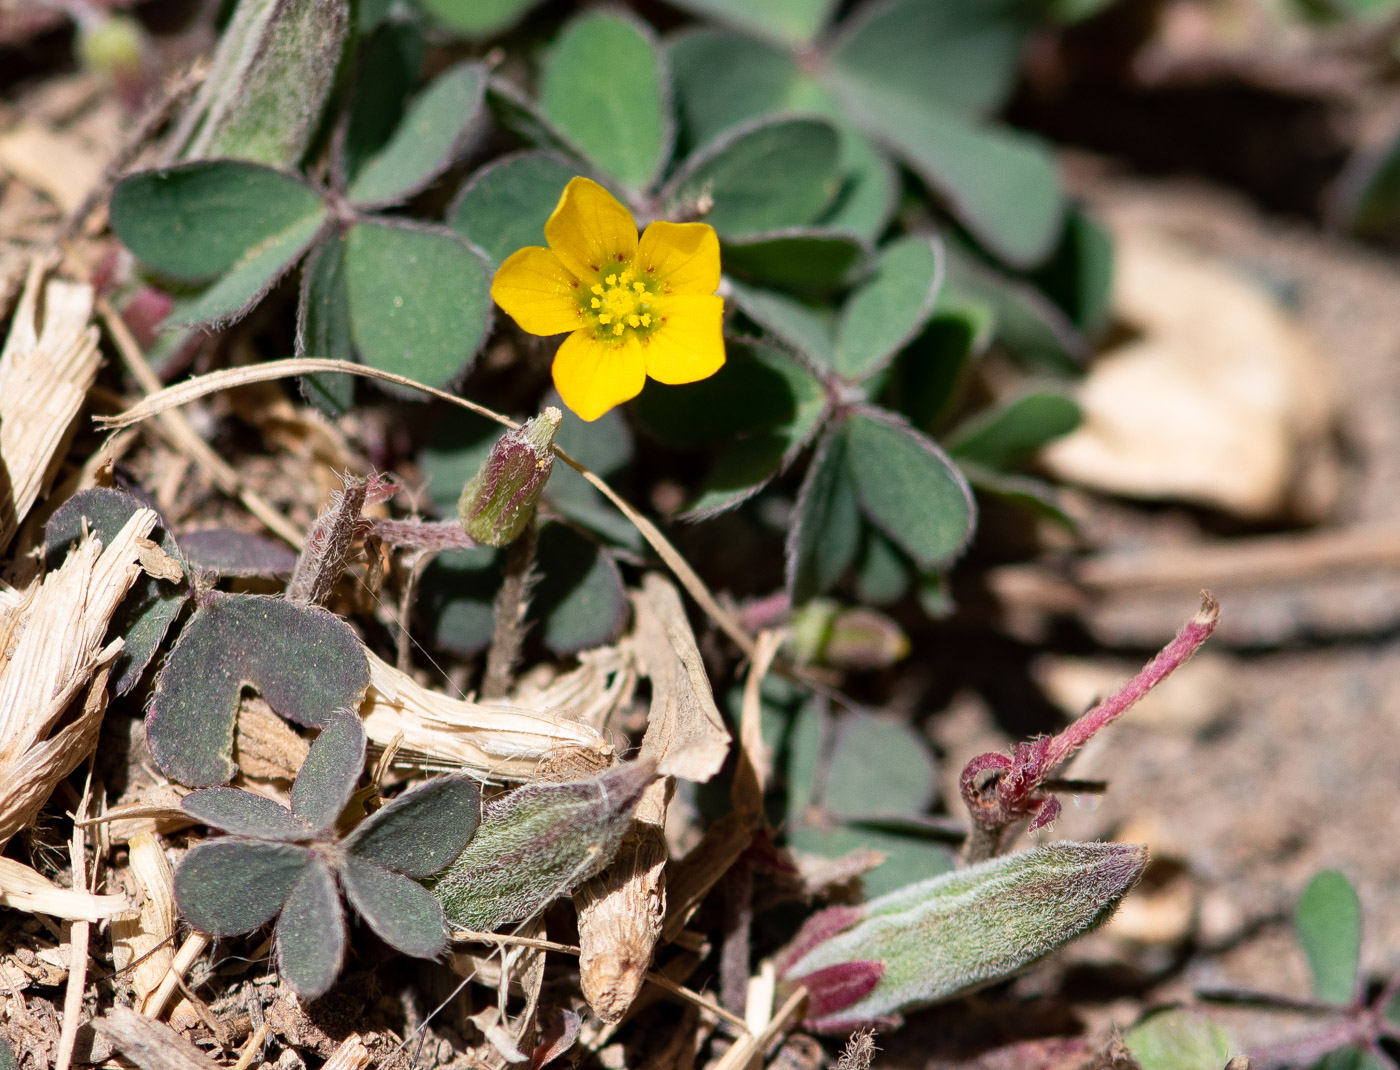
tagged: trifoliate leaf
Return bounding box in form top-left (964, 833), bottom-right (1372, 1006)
top-left (721, 229), bottom-right (865, 295)
top-left (1125, 1007), bottom-right (1236, 1070)
top-left (449, 151), bottom-right (576, 268)
top-left (345, 775), bottom-right (481, 878)
top-left (296, 233), bottom-right (357, 415)
top-left (275, 858), bottom-right (346, 998)
top-left (181, 788), bottom-right (311, 841)
top-left (945, 390), bottom-right (1082, 471)
top-left (175, 840), bottom-right (310, 936)
top-left (834, 235), bottom-right (943, 381)
top-left (178, 528), bottom-right (298, 578)
top-left (290, 711), bottom-right (367, 833)
top-left (340, 855), bottom-right (448, 958)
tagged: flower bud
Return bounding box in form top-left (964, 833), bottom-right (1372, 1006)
top-left (457, 408), bottom-right (561, 547)
top-left (780, 841), bottom-right (1148, 1031)
top-left (787, 599), bottom-right (910, 671)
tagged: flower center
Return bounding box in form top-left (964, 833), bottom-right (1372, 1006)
top-left (583, 268), bottom-right (656, 341)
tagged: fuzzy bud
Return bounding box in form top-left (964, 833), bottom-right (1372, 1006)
top-left (788, 599), bottom-right (910, 671)
top-left (780, 841), bottom-right (1148, 1031)
top-left (457, 408), bottom-right (561, 547)
top-left (430, 759), bottom-right (656, 932)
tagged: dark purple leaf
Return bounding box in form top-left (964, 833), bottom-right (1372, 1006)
top-left (345, 774), bottom-right (480, 877)
top-left (291, 711), bottom-right (366, 834)
top-left (339, 855), bottom-right (447, 958)
top-left (275, 858), bottom-right (346, 999)
top-left (174, 840), bottom-right (310, 936)
top-left (181, 788), bottom-right (311, 840)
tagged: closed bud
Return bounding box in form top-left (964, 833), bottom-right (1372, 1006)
top-left (430, 759), bottom-right (657, 932)
top-left (780, 842), bottom-right (1148, 1031)
top-left (787, 599), bottom-right (910, 671)
top-left (457, 408), bottom-right (561, 547)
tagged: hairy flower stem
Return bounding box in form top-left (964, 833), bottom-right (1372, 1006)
top-left (481, 521), bottom-right (539, 700)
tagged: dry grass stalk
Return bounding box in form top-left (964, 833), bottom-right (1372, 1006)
top-left (705, 985), bottom-right (808, 1070)
top-left (110, 832), bottom-right (178, 1013)
top-left (360, 648), bottom-right (613, 780)
top-left (143, 932), bottom-right (210, 1021)
top-left (0, 857), bottom-right (133, 921)
top-left (55, 772), bottom-right (96, 1070)
top-left (0, 260), bottom-right (100, 551)
top-left (0, 507), bottom-right (160, 848)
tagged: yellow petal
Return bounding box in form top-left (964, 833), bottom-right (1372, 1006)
top-left (544, 177), bottom-right (638, 282)
top-left (491, 246), bottom-right (584, 336)
top-left (552, 330), bottom-right (646, 422)
top-left (643, 294), bottom-right (726, 385)
top-left (636, 221), bottom-right (721, 296)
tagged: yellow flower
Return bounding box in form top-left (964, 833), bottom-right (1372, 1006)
top-left (491, 176), bottom-right (726, 421)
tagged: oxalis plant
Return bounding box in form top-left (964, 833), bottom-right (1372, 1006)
top-left (174, 711), bottom-right (480, 999)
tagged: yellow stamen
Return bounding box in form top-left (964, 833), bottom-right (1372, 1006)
top-left (591, 284), bottom-right (604, 296)
top-left (641, 313), bottom-right (651, 326)
top-left (598, 314), bottom-right (611, 324)
top-left (591, 298), bottom-right (601, 308)
top-left (606, 273), bottom-right (617, 286)
top-left (628, 315), bottom-right (640, 328)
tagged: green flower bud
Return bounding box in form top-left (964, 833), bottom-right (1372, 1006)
top-left (457, 408), bottom-right (561, 547)
top-left (782, 841), bottom-right (1148, 1030)
top-left (787, 599), bottom-right (909, 671)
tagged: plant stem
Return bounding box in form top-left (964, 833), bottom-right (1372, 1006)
top-left (481, 521), bottom-right (539, 700)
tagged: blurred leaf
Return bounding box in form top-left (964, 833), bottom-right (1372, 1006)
top-left (290, 711), bottom-right (366, 834)
top-left (146, 592), bottom-right (369, 787)
top-left (787, 842), bottom-right (1148, 1025)
top-left (344, 20), bottom-right (423, 179)
top-left (346, 776), bottom-right (482, 877)
top-left (346, 62), bottom-right (486, 207)
top-left (790, 824), bottom-right (955, 899)
top-left (296, 234), bottom-right (356, 415)
top-left (1031, 207), bottom-right (1115, 333)
top-left (844, 412), bottom-right (975, 572)
top-left (854, 529), bottom-right (908, 606)
top-left (0, 1036), bottom-right (14, 1070)
top-left (960, 462), bottom-right (1077, 531)
top-left (665, 116), bottom-right (842, 238)
top-left (532, 523), bottom-right (628, 655)
top-left (668, 29), bottom-right (805, 149)
top-left (419, 546), bottom-right (499, 658)
top-left (944, 243), bottom-right (1086, 375)
top-left (1126, 1008), bottom-right (1236, 1070)
top-left (1311, 1050), bottom-right (1392, 1070)
top-left (415, 0), bottom-right (547, 37)
top-left (543, 393), bottom-right (643, 548)
top-left (825, 0), bottom-right (1026, 119)
top-left (179, 528), bottom-right (297, 577)
top-left (340, 855), bottom-right (448, 957)
top-left (835, 235), bottom-right (943, 380)
top-left (783, 695), bottom-right (825, 818)
top-left (820, 127), bottom-right (900, 240)
top-left (420, 410), bottom-right (500, 514)
top-left (722, 230), bottom-right (866, 294)
top-left (879, 308), bottom-right (986, 432)
top-left (432, 761), bottom-right (658, 931)
top-left (185, 0), bottom-right (349, 168)
top-left (275, 858), bottom-right (345, 998)
top-left (45, 487), bottom-right (187, 696)
top-left (343, 220), bottom-right (491, 391)
top-left (663, 0), bottom-right (837, 47)
top-left (1343, 121), bottom-right (1400, 238)
top-left (821, 712), bottom-right (937, 819)
top-left (1296, 870), bottom-right (1363, 1005)
top-left (182, 787), bottom-right (311, 840)
top-left (485, 77), bottom-right (588, 162)
top-left (842, 97), bottom-right (1062, 269)
top-left (111, 160), bottom-right (326, 283)
top-left (174, 839), bottom-right (310, 935)
top-left (541, 11), bottom-right (669, 191)
top-left (449, 151), bottom-right (575, 268)
top-left (787, 425), bottom-right (861, 604)
top-left (727, 279), bottom-right (836, 367)
top-left (635, 342), bottom-right (824, 447)
top-left (684, 433), bottom-right (791, 519)
top-left (946, 390), bottom-right (1081, 470)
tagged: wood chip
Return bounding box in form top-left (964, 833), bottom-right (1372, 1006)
top-left (92, 1005), bottom-right (223, 1070)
